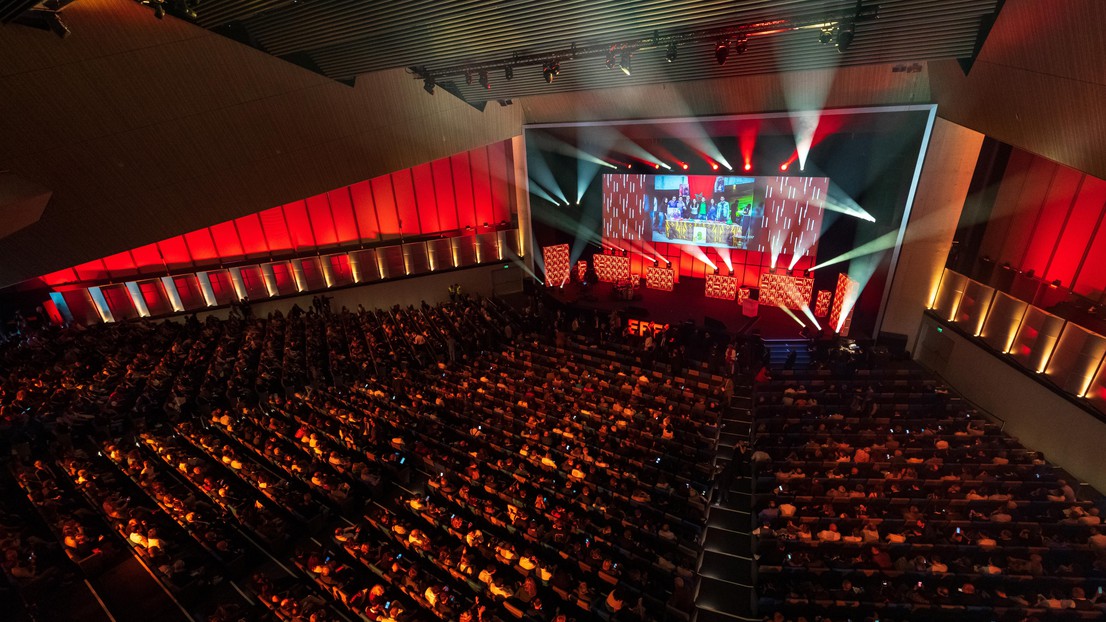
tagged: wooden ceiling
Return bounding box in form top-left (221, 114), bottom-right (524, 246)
top-left (0, 0), bottom-right (1101, 289)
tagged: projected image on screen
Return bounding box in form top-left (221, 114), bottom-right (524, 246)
top-left (602, 174), bottom-right (828, 254)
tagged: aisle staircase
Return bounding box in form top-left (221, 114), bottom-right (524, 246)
top-left (761, 337), bottom-right (812, 369)
top-left (693, 380), bottom-right (757, 622)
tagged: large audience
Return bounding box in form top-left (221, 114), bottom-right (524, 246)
top-left (0, 291), bottom-right (726, 622)
top-left (751, 367), bottom-right (1106, 621)
top-left (2, 284), bottom-right (1104, 622)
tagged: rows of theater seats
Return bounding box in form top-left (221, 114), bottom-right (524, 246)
top-left (751, 367), bottom-right (1106, 621)
top-left (275, 333), bottom-right (723, 621)
top-left (1, 297), bottom-right (513, 621)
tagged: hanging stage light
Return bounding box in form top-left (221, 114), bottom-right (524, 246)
top-left (715, 41), bottom-right (730, 65)
top-left (605, 49), bottom-right (617, 69)
top-left (836, 23), bottom-right (855, 52)
top-left (665, 42), bottom-right (678, 63)
top-left (422, 78), bottom-right (435, 94)
top-left (479, 70), bottom-right (490, 89)
top-left (619, 50), bottom-right (632, 75)
top-left (734, 37), bottom-right (748, 55)
top-left (505, 66), bottom-right (513, 81)
top-left (542, 63), bottom-right (555, 83)
top-left (465, 71), bottom-right (473, 85)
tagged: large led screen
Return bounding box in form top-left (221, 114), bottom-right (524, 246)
top-left (602, 173), bottom-right (828, 254)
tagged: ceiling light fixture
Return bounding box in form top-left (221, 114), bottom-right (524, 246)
top-left (619, 50), bottom-right (632, 75)
top-left (665, 42), bottom-right (678, 63)
top-left (715, 40), bottom-right (730, 65)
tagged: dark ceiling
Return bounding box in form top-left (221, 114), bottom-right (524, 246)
top-left (184, 0), bottom-right (1002, 105)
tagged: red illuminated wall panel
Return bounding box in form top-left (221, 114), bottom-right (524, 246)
top-left (101, 284), bottom-right (137, 321)
top-left (470, 146), bottom-right (495, 227)
top-left (102, 251), bottom-right (135, 279)
top-left (299, 257), bottom-right (325, 290)
top-left (1021, 166), bottom-right (1082, 275)
top-left (1048, 177), bottom-right (1106, 287)
top-left (235, 214), bottom-right (270, 257)
top-left (268, 262), bottom-right (297, 296)
top-left (138, 280), bottom-right (172, 316)
top-left (452, 152), bottom-right (477, 230)
top-left (238, 266), bottom-right (268, 300)
top-left (814, 290), bottom-right (832, 317)
top-left (411, 163), bottom-right (440, 234)
top-left (209, 222), bottom-right (244, 262)
top-left (62, 290), bottom-right (100, 325)
top-left (184, 229), bottom-right (219, 264)
top-left (259, 206), bottom-right (293, 252)
top-left (75, 259), bottom-right (109, 282)
top-left (306, 194), bottom-right (338, 247)
top-left (173, 275), bottom-right (204, 309)
top-left (32, 141), bottom-right (516, 290)
top-left (370, 176), bottom-right (400, 237)
top-left (391, 170), bottom-right (421, 236)
top-left (432, 159), bottom-right (459, 232)
top-left (206, 270), bottom-right (237, 305)
top-left (282, 200), bottom-right (316, 250)
top-left (327, 254), bottom-right (353, 287)
top-left (327, 188), bottom-right (360, 245)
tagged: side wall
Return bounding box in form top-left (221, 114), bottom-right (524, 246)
top-left (915, 314), bottom-right (1106, 493)
top-left (879, 118), bottom-right (984, 350)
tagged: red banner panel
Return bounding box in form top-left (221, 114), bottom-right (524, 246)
top-left (238, 266), bottom-right (268, 300)
top-left (137, 280), bottom-right (172, 317)
top-left (705, 274), bottom-right (739, 300)
top-left (542, 244), bottom-right (570, 287)
top-left (593, 254), bottom-right (631, 283)
top-left (172, 275), bottom-right (204, 309)
top-left (371, 176), bottom-right (400, 237)
top-left (814, 289), bottom-right (832, 317)
top-left (758, 272), bottom-right (814, 309)
top-left (326, 254), bottom-right (353, 287)
top-left (206, 270), bottom-right (238, 306)
top-left (391, 169), bottom-right (421, 236)
top-left (470, 146), bottom-right (495, 227)
top-left (646, 265), bottom-right (675, 291)
top-left (451, 152), bottom-right (477, 230)
top-left (487, 139), bottom-right (512, 224)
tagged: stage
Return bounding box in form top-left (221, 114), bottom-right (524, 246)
top-left (544, 278), bottom-right (828, 340)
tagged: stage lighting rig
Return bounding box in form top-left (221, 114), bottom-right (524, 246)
top-left (619, 50), bottom-right (633, 75)
top-left (409, 2), bottom-right (879, 96)
top-left (479, 70), bottom-right (490, 89)
top-left (714, 41), bottom-right (730, 65)
top-left (505, 66), bottom-right (513, 80)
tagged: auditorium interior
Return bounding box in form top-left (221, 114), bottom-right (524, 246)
top-left (2, 1), bottom-right (1106, 622)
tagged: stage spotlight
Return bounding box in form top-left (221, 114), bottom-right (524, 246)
top-left (619, 50), bottom-right (632, 75)
top-left (654, 163), bottom-right (661, 169)
top-left (836, 23), bottom-right (855, 52)
top-left (734, 37), bottom-right (748, 55)
top-left (479, 70), bottom-right (490, 89)
top-left (154, 2), bottom-right (166, 19)
top-left (818, 27), bottom-right (835, 45)
top-left (542, 64), bottom-right (555, 83)
top-left (605, 49), bottom-right (617, 69)
top-left (715, 41), bottom-right (730, 65)
top-left (422, 78), bottom-right (435, 94)
top-left (465, 71), bottom-right (473, 85)
top-left (505, 66), bottom-right (513, 81)
top-left (665, 42), bottom-right (678, 63)
top-left (780, 163), bottom-right (789, 171)
top-left (680, 163), bottom-right (689, 170)
top-left (627, 164), bottom-right (632, 169)
top-left (711, 163), bottom-right (719, 171)
top-left (744, 162), bottom-right (752, 172)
